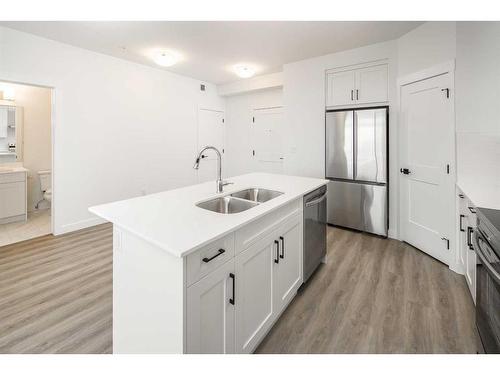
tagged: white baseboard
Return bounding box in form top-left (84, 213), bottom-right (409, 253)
top-left (388, 228), bottom-right (398, 240)
top-left (55, 217), bottom-right (107, 235)
top-left (449, 260), bottom-right (465, 275)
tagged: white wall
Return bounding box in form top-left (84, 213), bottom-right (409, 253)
top-left (0, 26), bottom-right (224, 234)
top-left (224, 88), bottom-right (283, 177)
top-left (397, 22), bottom-right (456, 77)
top-left (282, 40), bottom-right (398, 237)
top-left (455, 22), bottom-right (500, 205)
top-left (0, 82), bottom-right (52, 211)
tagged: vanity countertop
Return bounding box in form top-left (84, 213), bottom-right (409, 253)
top-left (89, 173), bottom-right (328, 258)
top-left (0, 166), bottom-right (28, 175)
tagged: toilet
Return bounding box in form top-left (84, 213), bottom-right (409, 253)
top-left (37, 170), bottom-right (52, 204)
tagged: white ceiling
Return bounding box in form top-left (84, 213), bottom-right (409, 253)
top-left (0, 21), bottom-right (421, 84)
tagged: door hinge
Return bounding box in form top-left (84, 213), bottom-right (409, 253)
top-left (441, 88), bottom-right (450, 98)
top-left (441, 237), bottom-right (450, 250)
top-left (252, 150), bottom-right (255, 156)
top-left (446, 164), bottom-right (450, 174)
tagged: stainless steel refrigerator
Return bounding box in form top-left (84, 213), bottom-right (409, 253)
top-left (325, 107), bottom-right (388, 236)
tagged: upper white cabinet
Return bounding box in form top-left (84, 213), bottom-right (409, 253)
top-left (326, 63), bottom-right (388, 107)
top-left (326, 70), bottom-right (357, 107)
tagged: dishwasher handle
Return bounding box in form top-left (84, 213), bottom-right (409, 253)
top-left (305, 193), bottom-right (327, 208)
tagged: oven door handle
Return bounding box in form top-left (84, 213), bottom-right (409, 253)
top-left (474, 232), bottom-right (500, 283)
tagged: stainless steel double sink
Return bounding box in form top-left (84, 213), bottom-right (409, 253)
top-left (196, 188), bottom-right (284, 214)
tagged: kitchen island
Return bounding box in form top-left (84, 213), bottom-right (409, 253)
top-left (89, 173), bottom-right (328, 354)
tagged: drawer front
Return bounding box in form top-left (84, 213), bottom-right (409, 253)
top-left (0, 181), bottom-right (26, 219)
top-left (186, 233), bottom-right (235, 286)
top-left (235, 199), bottom-right (301, 254)
top-left (0, 172), bottom-right (26, 184)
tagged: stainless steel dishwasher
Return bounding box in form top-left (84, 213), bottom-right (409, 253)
top-left (303, 185), bottom-right (327, 283)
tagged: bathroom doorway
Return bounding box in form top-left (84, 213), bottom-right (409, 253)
top-left (0, 81), bottom-right (53, 247)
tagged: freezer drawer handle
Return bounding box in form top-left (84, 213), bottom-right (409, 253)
top-left (305, 193), bottom-right (327, 207)
top-left (400, 168), bottom-right (411, 175)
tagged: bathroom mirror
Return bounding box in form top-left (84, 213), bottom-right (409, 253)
top-left (0, 103), bottom-right (23, 163)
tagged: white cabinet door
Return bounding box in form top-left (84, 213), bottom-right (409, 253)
top-left (0, 181), bottom-right (25, 219)
top-left (465, 206), bottom-right (477, 303)
top-left (458, 194), bottom-right (468, 269)
top-left (234, 231), bottom-right (277, 353)
top-left (274, 216), bottom-right (302, 311)
top-left (326, 70), bottom-right (356, 107)
top-left (186, 259), bottom-right (235, 353)
top-left (355, 64), bottom-right (388, 104)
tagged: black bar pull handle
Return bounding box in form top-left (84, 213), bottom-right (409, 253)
top-left (274, 240), bottom-right (280, 264)
top-left (279, 236), bottom-right (285, 259)
top-left (202, 248), bottom-right (225, 263)
top-left (351, 90), bottom-right (354, 101)
top-left (459, 215), bottom-right (465, 232)
top-left (229, 273), bottom-right (235, 305)
top-left (400, 168), bottom-right (411, 175)
top-left (468, 206), bottom-right (477, 214)
top-left (467, 227), bottom-right (474, 250)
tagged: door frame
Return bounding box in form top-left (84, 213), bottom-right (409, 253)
top-left (0, 77), bottom-right (56, 237)
top-left (396, 60), bottom-right (460, 273)
top-left (196, 106), bottom-right (225, 183)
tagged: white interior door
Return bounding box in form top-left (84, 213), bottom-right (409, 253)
top-left (251, 107), bottom-right (284, 174)
top-left (197, 108), bottom-right (225, 183)
top-left (399, 72), bottom-right (455, 265)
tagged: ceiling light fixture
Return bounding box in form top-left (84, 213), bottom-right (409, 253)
top-left (234, 65), bottom-right (256, 79)
top-left (153, 50), bottom-right (180, 67)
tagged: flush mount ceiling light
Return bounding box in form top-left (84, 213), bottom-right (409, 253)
top-left (234, 65), bottom-right (256, 79)
top-left (153, 50), bottom-right (180, 67)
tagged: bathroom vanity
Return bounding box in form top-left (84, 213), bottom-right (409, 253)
top-left (89, 173), bottom-right (328, 354)
top-left (0, 166), bottom-right (28, 224)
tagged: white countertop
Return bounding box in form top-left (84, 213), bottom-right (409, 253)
top-left (457, 179), bottom-right (500, 210)
top-left (0, 166), bottom-right (28, 174)
top-left (89, 173), bottom-right (328, 258)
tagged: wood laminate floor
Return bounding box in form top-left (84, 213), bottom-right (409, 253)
top-left (0, 224), bottom-right (479, 354)
top-left (257, 227), bottom-right (480, 354)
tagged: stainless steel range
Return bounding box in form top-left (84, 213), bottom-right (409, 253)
top-left (473, 207), bottom-right (500, 353)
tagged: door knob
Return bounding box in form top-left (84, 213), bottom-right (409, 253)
top-left (400, 168), bottom-right (411, 175)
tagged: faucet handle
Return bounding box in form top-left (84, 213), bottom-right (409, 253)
top-left (222, 180), bottom-right (234, 187)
